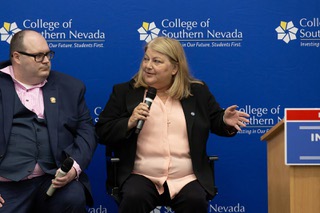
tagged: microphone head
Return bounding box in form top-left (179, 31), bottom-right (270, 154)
top-left (146, 87), bottom-right (157, 99)
top-left (60, 157), bottom-right (74, 173)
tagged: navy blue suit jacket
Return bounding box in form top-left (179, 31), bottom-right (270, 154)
top-left (96, 79), bottom-right (236, 199)
top-left (0, 60), bottom-right (97, 206)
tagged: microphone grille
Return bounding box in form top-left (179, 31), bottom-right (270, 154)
top-left (146, 87), bottom-right (157, 99)
top-left (61, 157), bottom-right (74, 173)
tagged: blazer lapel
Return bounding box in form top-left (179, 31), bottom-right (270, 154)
top-left (0, 75), bottom-right (15, 143)
top-left (126, 86), bottom-right (145, 114)
top-left (43, 81), bottom-right (59, 158)
top-left (181, 95), bottom-right (196, 141)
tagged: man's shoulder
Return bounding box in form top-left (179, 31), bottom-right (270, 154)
top-left (0, 60), bottom-right (11, 69)
top-left (49, 70), bottom-right (83, 85)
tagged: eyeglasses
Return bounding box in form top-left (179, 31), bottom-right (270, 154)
top-left (17, 50), bottom-right (55, 63)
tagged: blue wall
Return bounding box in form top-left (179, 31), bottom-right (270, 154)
top-left (1, 0), bottom-right (320, 212)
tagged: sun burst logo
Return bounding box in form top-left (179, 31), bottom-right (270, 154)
top-left (150, 206), bottom-right (162, 213)
top-left (0, 22), bottom-right (21, 44)
top-left (275, 21), bottom-right (298, 44)
top-left (137, 21), bottom-right (160, 43)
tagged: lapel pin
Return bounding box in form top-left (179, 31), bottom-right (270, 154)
top-left (50, 97), bottom-right (56, 104)
top-left (191, 112), bottom-right (195, 116)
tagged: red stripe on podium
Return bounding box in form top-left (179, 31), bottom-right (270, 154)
top-left (286, 109), bottom-right (320, 121)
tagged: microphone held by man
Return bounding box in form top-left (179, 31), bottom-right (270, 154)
top-left (46, 157), bottom-right (74, 197)
top-left (135, 87), bottom-right (157, 134)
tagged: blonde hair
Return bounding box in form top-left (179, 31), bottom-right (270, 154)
top-left (133, 37), bottom-right (203, 100)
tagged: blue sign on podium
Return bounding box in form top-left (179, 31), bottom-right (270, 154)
top-left (285, 108), bottom-right (320, 165)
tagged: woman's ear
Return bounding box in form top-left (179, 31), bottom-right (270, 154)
top-left (172, 64), bottom-right (178, 75)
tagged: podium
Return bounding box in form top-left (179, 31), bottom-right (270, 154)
top-left (261, 120), bottom-right (320, 213)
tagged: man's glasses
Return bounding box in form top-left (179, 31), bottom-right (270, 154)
top-left (17, 50), bottom-right (55, 63)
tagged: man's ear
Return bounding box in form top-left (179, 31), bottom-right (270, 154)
top-left (11, 52), bottom-right (21, 64)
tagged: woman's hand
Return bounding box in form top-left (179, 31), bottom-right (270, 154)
top-left (223, 105), bottom-right (250, 131)
top-left (128, 102), bottom-right (150, 130)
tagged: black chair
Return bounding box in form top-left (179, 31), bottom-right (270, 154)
top-left (106, 151), bottom-right (219, 207)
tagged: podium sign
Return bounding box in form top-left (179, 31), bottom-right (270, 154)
top-left (285, 108), bottom-right (320, 165)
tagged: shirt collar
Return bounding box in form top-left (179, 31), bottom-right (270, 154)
top-left (0, 65), bottom-right (47, 89)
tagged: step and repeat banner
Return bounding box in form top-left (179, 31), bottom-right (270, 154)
top-left (1, 0), bottom-right (320, 212)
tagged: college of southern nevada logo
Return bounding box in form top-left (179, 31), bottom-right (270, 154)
top-left (150, 206), bottom-right (173, 213)
top-left (275, 21), bottom-right (298, 44)
top-left (137, 21), bottom-right (160, 43)
top-left (0, 22), bottom-right (21, 44)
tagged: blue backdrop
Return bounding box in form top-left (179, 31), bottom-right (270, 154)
top-left (1, 0), bottom-right (320, 212)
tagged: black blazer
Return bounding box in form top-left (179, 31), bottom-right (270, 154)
top-left (96, 79), bottom-right (236, 198)
top-left (0, 60), bottom-right (97, 206)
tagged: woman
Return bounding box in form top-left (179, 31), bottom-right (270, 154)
top-left (96, 37), bottom-right (249, 213)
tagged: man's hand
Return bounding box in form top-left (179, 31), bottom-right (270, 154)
top-left (51, 167), bottom-right (77, 189)
top-left (0, 194), bottom-right (4, 208)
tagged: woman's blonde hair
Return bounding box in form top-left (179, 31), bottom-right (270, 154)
top-left (133, 37), bottom-right (203, 100)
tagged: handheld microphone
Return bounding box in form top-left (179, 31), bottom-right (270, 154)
top-left (46, 157), bottom-right (74, 197)
top-left (135, 87), bottom-right (157, 134)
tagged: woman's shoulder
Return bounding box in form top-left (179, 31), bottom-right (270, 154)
top-left (190, 80), bottom-right (209, 91)
top-left (112, 79), bottom-right (135, 91)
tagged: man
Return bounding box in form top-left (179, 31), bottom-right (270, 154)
top-left (0, 195), bottom-right (3, 208)
top-left (0, 30), bottom-right (97, 212)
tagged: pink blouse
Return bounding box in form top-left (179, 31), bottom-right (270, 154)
top-left (132, 95), bottom-right (196, 199)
